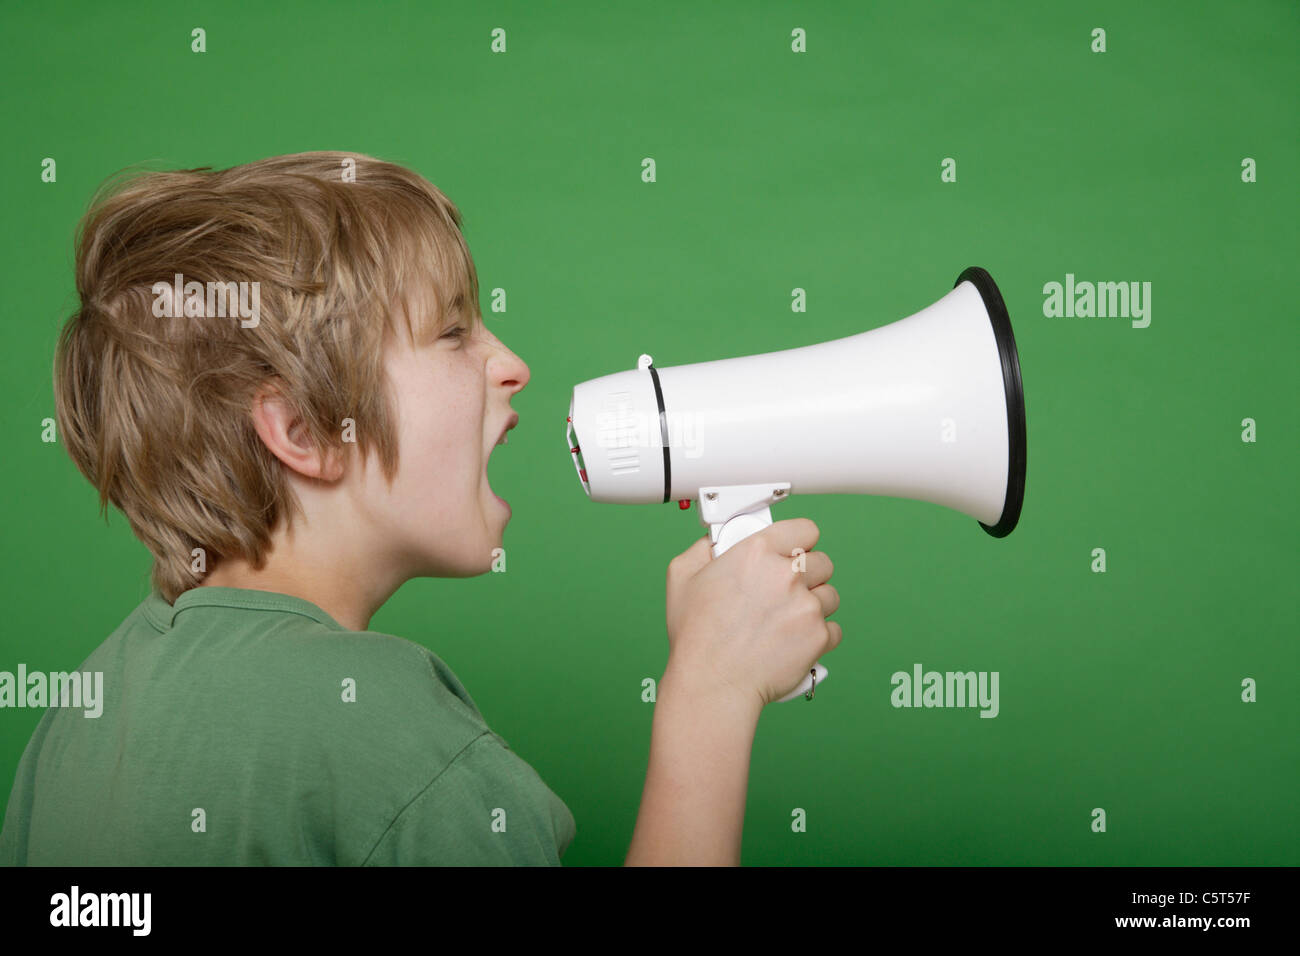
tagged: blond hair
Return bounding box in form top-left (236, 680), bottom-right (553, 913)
top-left (53, 151), bottom-right (479, 602)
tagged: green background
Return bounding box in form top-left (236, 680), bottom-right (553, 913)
top-left (1, 0), bottom-right (1295, 866)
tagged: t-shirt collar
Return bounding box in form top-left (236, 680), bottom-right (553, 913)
top-left (144, 586), bottom-right (348, 631)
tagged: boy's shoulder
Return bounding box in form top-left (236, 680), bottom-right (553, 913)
top-left (1, 587), bottom-right (573, 865)
top-left (64, 587), bottom-right (497, 781)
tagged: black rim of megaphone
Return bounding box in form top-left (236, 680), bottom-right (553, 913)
top-left (955, 267), bottom-right (1026, 538)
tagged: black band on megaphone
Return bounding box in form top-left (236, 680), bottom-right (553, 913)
top-left (645, 362), bottom-right (672, 503)
top-left (955, 266), bottom-right (1026, 538)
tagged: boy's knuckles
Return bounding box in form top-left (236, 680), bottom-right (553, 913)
top-left (797, 588), bottom-right (823, 619)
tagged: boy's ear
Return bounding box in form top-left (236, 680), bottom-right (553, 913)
top-left (249, 386), bottom-right (345, 482)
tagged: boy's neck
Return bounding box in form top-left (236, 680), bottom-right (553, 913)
top-left (199, 550), bottom-right (399, 632)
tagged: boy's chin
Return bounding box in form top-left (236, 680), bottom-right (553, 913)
top-left (412, 555), bottom-right (493, 579)
top-left (411, 529), bottom-right (505, 579)
top-left (483, 480), bottom-right (511, 515)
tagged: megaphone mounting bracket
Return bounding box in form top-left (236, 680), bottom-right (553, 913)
top-left (698, 482), bottom-right (792, 556)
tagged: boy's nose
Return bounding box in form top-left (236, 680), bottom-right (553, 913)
top-left (485, 330), bottom-right (529, 390)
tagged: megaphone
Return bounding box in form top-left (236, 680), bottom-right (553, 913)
top-left (565, 266), bottom-right (1026, 703)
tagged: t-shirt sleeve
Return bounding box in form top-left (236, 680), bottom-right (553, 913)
top-left (0, 711), bottom-right (56, 867)
top-left (361, 731), bottom-right (576, 866)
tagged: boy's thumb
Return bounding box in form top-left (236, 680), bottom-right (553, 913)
top-left (674, 534), bottom-right (715, 576)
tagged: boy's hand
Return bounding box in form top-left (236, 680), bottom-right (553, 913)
top-left (664, 517), bottom-right (842, 708)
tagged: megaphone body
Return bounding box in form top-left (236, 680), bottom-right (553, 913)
top-left (566, 266), bottom-right (1026, 702)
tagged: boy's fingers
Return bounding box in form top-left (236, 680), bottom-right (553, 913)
top-left (758, 517), bottom-right (820, 559)
top-left (810, 583), bottom-right (839, 618)
top-left (824, 621), bottom-right (843, 653)
top-left (797, 551), bottom-right (833, 589)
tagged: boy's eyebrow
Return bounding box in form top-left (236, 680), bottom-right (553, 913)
top-left (453, 292), bottom-right (483, 321)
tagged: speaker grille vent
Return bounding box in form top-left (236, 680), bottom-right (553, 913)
top-left (597, 390), bottom-right (641, 473)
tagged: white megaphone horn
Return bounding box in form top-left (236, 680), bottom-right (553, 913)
top-left (565, 266), bottom-right (1027, 703)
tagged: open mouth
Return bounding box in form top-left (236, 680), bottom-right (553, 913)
top-left (486, 418), bottom-right (516, 508)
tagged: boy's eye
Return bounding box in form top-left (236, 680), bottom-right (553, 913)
top-left (441, 325), bottom-right (468, 340)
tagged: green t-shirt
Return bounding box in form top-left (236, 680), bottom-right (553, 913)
top-left (0, 586), bottom-right (576, 865)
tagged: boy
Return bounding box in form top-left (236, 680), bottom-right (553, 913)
top-left (0, 152), bottom-right (841, 866)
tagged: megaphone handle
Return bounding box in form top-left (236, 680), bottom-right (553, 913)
top-left (709, 507), bottom-right (829, 704)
